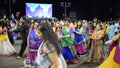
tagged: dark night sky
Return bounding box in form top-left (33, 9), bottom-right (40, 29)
top-left (0, 0), bottom-right (120, 21)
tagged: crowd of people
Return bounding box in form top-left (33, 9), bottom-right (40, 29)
top-left (0, 15), bottom-right (120, 68)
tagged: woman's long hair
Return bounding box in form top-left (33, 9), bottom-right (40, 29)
top-left (75, 21), bottom-right (82, 29)
top-left (38, 23), bottom-right (61, 55)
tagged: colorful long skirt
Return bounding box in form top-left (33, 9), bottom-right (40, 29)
top-left (0, 39), bottom-right (16, 56)
top-left (62, 46), bottom-right (75, 61)
top-left (98, 47), bottom-right (120, 68)
top-left (24, 49), bottom-right (37, 67)
top-left (75, 43), bottom-right (86, 55)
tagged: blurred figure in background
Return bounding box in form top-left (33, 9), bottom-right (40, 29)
top-left (0, 21), bottom-right (16, 56)
top-left (13, 16), bottom-right (29, 59)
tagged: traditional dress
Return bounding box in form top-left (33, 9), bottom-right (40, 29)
top-left (98, 41), bottom-right (120, 68)
top-left (61, 26), bottom-right (76, 62)
top-left (35, 41), bottom-right (67, 68)
top-left (91, 30), bottom-right (104, 62)
top-left (0, 26), bottom-right (16, 56)
top-left (24, 28), bottom-right (42, 67)
top-left (108, 25), bottom-right (115, 40)
top-left (87, 24), bottom-right (94, 50)
top-left (74, 27), bottom-right (86, 55)
top-left (82, 23), bottom-right (88, 41)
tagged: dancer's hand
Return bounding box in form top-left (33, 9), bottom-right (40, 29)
top-left (9, 30), bottom-right (13, 32)
top-left (58, 35), bottom-right (63, 39)
top-left (105, 40), bottom-right (112, 45)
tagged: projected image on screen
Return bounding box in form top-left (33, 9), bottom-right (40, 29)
top-left (26, 3), bottom-right (52, 18)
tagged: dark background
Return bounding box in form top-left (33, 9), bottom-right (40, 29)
top-left (0, 0), bottom-right (120, 21)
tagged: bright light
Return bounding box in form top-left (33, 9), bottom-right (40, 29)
top-left (26, 3), bottom-right (52, 19)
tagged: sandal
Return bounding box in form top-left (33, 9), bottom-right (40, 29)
top-left (69, 59), bottom-right (78, 64)
top-left (73, 59), bottom-right (78, 64)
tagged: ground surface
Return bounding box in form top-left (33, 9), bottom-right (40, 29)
top-left (0, 40), bottom-right (109, 68)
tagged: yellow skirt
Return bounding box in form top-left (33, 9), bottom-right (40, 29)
top-left (0, 32), bottom-right (8, 42)
top-left (98, 47), bottom-right (120, 68)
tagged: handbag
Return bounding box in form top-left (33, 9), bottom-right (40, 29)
top-left (35, 42), bottom-right (52, 68)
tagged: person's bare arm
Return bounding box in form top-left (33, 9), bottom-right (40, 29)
top-left (48, 51), bottom-right (59, 68)
top-left (112, 33), bottom-right (120, 41)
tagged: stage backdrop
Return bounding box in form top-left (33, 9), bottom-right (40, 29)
top-left (26, 3), bottom-right (52, 19)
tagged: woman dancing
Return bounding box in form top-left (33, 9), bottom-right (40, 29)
top-left (98, 28), bottom-right (120, 68)
top-left (35, 23), bottom-right (67, 68)
top-left (22, 21), bottom-right (42, 68)
top-left (73, 21), bottom-right (86, 55)
top-left (0, 21), bottom-right (16, 56)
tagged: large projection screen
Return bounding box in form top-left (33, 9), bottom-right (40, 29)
top-left (26, 3), bottom-right (52, 19)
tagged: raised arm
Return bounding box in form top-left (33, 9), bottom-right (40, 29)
top-left (112, 33), bottom-right (120, 41)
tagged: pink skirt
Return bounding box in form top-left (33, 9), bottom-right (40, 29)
top-left (75, 43), bottom-right (86, 55)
